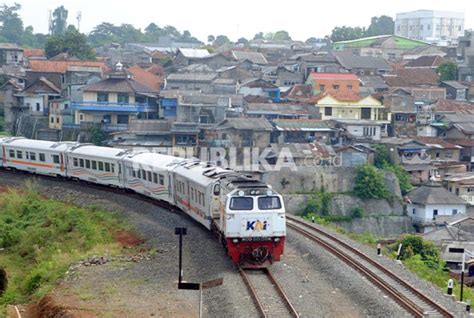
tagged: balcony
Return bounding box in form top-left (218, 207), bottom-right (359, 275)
top-left (72, 101), bottom-right (156, 113)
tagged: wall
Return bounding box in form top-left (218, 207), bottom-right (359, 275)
top-left (408, 203), bottom-right (466, 223)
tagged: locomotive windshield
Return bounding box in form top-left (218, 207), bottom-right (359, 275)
top-left (229, 197), bottom-right (253, 210)
top-left (258, 196), bottom-right (282, 210)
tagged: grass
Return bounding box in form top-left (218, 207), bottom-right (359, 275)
top-left (0, 180), bottom-right (127, 311)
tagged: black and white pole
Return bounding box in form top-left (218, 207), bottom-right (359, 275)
top-left (377, 243), bottom-right (382, 256)
top-left (396, 243), bottom-right (403, 260)
top-left (175, 227), bottom-right (187, 284)
top-left (460, 252), bottom-right (465, 302)
top-left (447, 279), bottom-right (453, 296)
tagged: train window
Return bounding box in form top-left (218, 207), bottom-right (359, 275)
top-left (159, 174), bottom-right (164, 185)
top-left (153, 173), bottom-right (158, 184)
top-left (213, 184), bottom-right (220, 195)
top-left (85, 160), bottom-right (91, 169)
top-left (105, 162), bottom-right (110, 172)
top-left (39, 153), bottom-right (45, 162)
top-left (141, 169), bottom-right (146, 180)
top-left (191, 188), bottom-right (195, 201)
top-left (16, 150), bottom-right (22, 159)
top-left (98, 162), bottom-right (104, 171)
top-left (258, 196), bottom-right (282, 210)
top-left (198, 191), bottom-right (201, 205)
top-left (147, 171), bottom-right (152, 181)
top-left (79, 159), bottom-right (84, 168)
top-left (229, 197), bottom-right (253, 210)
top-left (112, 164), bottom-right (116, 173)
top-left (92, 161), bottom-right (97, 170)
top-left (137, 169), bottom-right (141, 178)
top-left (26, 152), bottom-right (29, 159)
top-left (132, 169), bottom-right (136, 178)
top-left (9, 150), bottom-right (15, 158)
top-left (52, 155), bottom-right (60, 164)
top-left (73, 158), bottom-right (78, 166)
top-left (30, 152), bottom-right (36, 161)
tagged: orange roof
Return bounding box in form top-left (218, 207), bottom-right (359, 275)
top-left (128, 65), bottom-right (162, 91)
top-left (314, 90), bottom-right (362, 103)
top-left (146, 64), bottom-right (165, 77)
top-left (23, 48), bottom-right (45, 58)
top-left (29, 60), bottom-right (109, 74)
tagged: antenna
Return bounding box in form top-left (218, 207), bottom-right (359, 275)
top-left (48, 10), bottom-right (53, 35)
top-left (76, 11), bottom-right (82, 32)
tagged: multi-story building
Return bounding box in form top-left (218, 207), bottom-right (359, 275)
top-left (395, 10), bottom-right (464, 46)
top-left (306, 73), bottom-right (360, 96)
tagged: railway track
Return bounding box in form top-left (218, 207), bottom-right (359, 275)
top-left (286, 215), bottom-right (454, 318)
top-left (239, 266), bottom-right (299, 318)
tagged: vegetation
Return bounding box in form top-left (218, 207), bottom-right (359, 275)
top-left (388, 235), bottom-right (474, 305)
top-left (45, 25), bottom-right (95, 59)
top-left (0, 182), bottom-right (127, 308)
top-left (353, 165), bottom-right (388, 199)
top-left (437, 61), bottom-right (458, 81)
top-left (373, 144), bottom-right (412, 195)
top-left (331, 15), bottom-right (394, 42)
top-left (302, 188), bottom-right (333, 217)
top-left (373, 144), bottom-right (392, 168)
top-left (89, 126), bottom-right (107, 146)
top-left (0, 107), bottom-right (4, 133)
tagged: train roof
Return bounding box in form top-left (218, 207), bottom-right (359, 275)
top-left (69, 145), bottom-right (129, 159)
top-left (1, 138), bottom-right (78, 151)
top-left (124, 152), bottom-right (186, 169)
top-left (173, 160), bottom-right (237, 187)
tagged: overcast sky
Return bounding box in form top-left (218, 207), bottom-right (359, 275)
top-left (14, 0), bottom-right (474, 42)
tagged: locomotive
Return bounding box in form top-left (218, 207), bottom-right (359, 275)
top-left (0, 137), bottom-right (286, 267)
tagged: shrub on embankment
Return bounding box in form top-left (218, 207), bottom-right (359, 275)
top-left (0, 181), bottom-right (126, 308)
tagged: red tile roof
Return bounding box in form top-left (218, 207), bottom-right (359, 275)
top-left (313, 90), bottom-right (363, 103)
top-left (435, 99), bottom-right (474, 114)
top-left (146, 64), bottom-right (166, 77)
top-left (406, 55), bottom-right (447, 68)
top-left (383, 69), bottom-right (439, 87)
top-left (128, 65), bottom-right (162, 91)
top-left (29, 60), bottom-right (109, 74)
top-left (23, 48), bottom-right (45, 58)
top-left (309, 72), bottom-right (359, 80)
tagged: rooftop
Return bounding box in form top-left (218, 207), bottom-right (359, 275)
top-left (335, 52), bottom-right (391, 71)
top-left (231, 50), bottom-right (268, 65)
top-left (407, 184), bottom-right (467, 205)
top-left (309, 72), bottom-right (359, 81)
top-left (28, 60), bottom-right (108, 74)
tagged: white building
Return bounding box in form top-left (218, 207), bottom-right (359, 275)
top-left (395, 10), bottom-right (465, 46)
top-left (407, 184), bottom-right (467, 233)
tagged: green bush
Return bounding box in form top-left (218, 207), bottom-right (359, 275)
top-left (382, 163), bottom-right (412, 195)
top-left (373, 144), bottom-right (392, 168)
top-left (351, 206), bottom-right (364, 218)
top-left (353, 165), bottom-right (388, 199)
top-left (302, 189), bottom-right (332, 216)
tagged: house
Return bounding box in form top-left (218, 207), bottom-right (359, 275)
top-left (407, 184), bottom-right (467, 232)
top-left (402, 44), bottom-right (447, 61)
top-left (245, 103), bottom-right (317, 120)
top-left (334, 144), bottom-right (375, 166)
top-left (335, 51), bottom-right (392, 75)
top-left (204, 117), bottom-right (273, 148)
top-left (0, 43), bottom-right (24, 66)
top-left (333, 119), bottom-right (386, 141)
top-left (165, 73), bottom-right (217, 93)
top-left (316, 92), bottom-right (385, 122)
top-left (359, 75), bottom-right (389, 96)
top-left (405, 55), bottom-right (447, 69)
top-left (176, 93), bottom-right (242, 124)
top-left (238, 78), bottom-right (280, 103)
top-left (262, 66), bottom-right (304, 87)
top-left (383, 93), bottom-right (417, 137)
top-left (285, 84), bottom-right (313, 102)
top-left (444, 173), bottom-right (474, 205)
top-left (306, 73), bottom-right (360, 95)
top-left (231, 50), bottom-right (268, 65)
top-left (440, 81), bottom-right (468, 101)
top-left (332, 35), bottom-right (429, 60)
top-left (383, 68), bottom-right (440, 89)
top-left (72, 63), bottom-right (160, 132)
top-left (211, 78), bottom-right (237, 94)
top-left (0, 79), bottom-right (24, 132)
top-left (266, 142), bottom-right (336, 167)
top-left (128, 65), bottom-right (162, 91)
top-left (49, 99), bottom-right (72, 130)
top-left (16, 77), bottom-right (61, 116)
top-left (216, 65), bottom-right (255, 82)
top-left (173, 48), bottom-right (211, 67)
top-left (287, 51), bottom-right (340, 79)
top-left (272, 119), bottom-right (336, 143)
top-left (457, 30), bottom-right (474, 81)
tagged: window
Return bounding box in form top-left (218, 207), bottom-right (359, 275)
top-left (112, 164), bottom-right (115, 173)
top-left (56, 117), bottom-right (59, 124)
top-left (324, 107), bottom-right (332, 116)
top-left (132, 169), bottom-right (136, 178)
top-left (153, 173), bottom-right (158, 184)
top-left (332, 84), bottom-right (340, 90)
top-left (85, 159), bottom-right (91, 169)
top-left (26, 152), bottom-right (29, 159)
top-left (147, 171), bottom-right (152, 181)
top-left (39, 153), bottom-right (45, 162)
top-left (412, 208), bottom-right (416, 214)
top-left (258, 196), bottom-right (282, 210)
top-left (117, 94), bottom-right (129, 104)
top-left (52, 155), bottom-right (60, 164)
top-left (319, 84), bottom-right (325, 91)
top-left (97, 92), bottom-right (109, 102)
top-left (137, 169), bottom-right (141, 178)
top-left (51, 117), bottom-right (54, 123)
top-left (141, 169), bottom-right (146, 180)
top-left (30, 152), bottom-right (36, 161)
top-left (117, 114), bottom-right (129, 124)
top-left (105, 162), bottom-right (110, 172)
top-left (347, 84), bottom-right (353, 90)
top-left (92, 161), bottom-right (97, 170)
top-left (9, 150), bottom-right (15, 158)
top-left (433, 209), bottom-right (438, 220)
top-left (73, 158), bottom-right (78, 167)
top-left (79, 114), bottom-right (84, 121)
top-left (79, 159), bottom-right (84, 167)
top-left (453, 209), bottom-right (458, 215)
top-left (229, 197), bottom-right (253, 210)
top-left (98, 162), bottom-right (104, 171)
top-left (36, 103), bottom-right (40, 112)
top-left (159, 174), bottom-right (164, 185)
top-left (16, 150), bottom-right (22, 159)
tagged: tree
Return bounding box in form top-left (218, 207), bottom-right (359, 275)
top-left (213, 35), bottom-right (230, 46)
top-left (353, 165), bottom-right (388, 199)
top-left (207, 35), bottom-right (215, 44)
top-left (45, 25), bottom-right (95, 60)
top-left (88, 22), bottom-right (120, 47)
top-left (236, 37), bottom-right (249, 47)
top-left (51, 5), bottom-right (68, 35)
top-left (373, 144), bottom-right (392, 168)
top-left (366, 15), bottom-right (394, 37)
top-left (437, 61), bottom-right (458, 81)
top-left (383, 163), bottom-right (412, 195)
top-left (330, 26), bottom-right (366, 42)
top-left (253, 32), bottom-right (264, 40)
top-left (0, 3), bottom-right (24, 43)
top-left (273, 30), bottom-right (291, 41)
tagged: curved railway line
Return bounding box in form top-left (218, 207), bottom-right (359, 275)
top-left (239, 266), bottom-right (299, 318)
top-left (286, 214), bottom-right (454, 318)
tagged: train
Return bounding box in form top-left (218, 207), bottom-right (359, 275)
top-left (0, 137), bottom-right (286, 268)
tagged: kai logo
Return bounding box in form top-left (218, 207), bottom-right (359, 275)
top-left (246, 220), bottom-right (268, 231)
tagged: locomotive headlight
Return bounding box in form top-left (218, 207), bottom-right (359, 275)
top-left (273, 237), bottom-right (280, 242)
top-left (232, 238), bottom-right (239, 243)
top-left (238, 190), bottom-right (244, 196)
